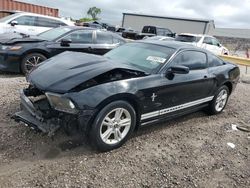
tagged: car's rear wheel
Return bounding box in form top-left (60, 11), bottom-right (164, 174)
top-left (21, 53), bottom-right (47, 74)
top-left (208, 85), bottom-right (229, 115)
top-left (89, 101), bottom-right (136, 152)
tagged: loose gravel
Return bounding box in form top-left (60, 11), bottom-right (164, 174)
top-left (0, 73), bottom-right (249, 188)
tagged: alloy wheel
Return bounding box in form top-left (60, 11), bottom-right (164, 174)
top-left (215, 89), bottom-right (228, 112)
top-left (100, 108), bottom-right (131, 145)
top-left (25, 55), bottom-right (44, 72)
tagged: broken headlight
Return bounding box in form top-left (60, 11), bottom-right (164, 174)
top-left (45, 92), bottom-right (78, 114)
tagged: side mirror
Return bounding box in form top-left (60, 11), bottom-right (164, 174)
top-left (217, 43), bottom-right (222, 47)
top-left (167, 65), bottom-right (189, 74)
top-left (10, 20), bottom-right (18, 26)
top-left (166, 65), bottom-right (189, 80)
top-left (60, 39), bottom-right (72, 47)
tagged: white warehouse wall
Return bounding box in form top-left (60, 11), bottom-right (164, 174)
top-left (122, 14), bottom-right (214, 35)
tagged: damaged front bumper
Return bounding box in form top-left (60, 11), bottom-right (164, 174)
top-left (13, 88), bottom-right (93, 136)
top-left (13, 89), bottom-right (63, 135)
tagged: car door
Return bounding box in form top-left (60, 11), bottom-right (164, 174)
top-left (201, 37), bottom-right (217, 54)
top-left (91, 31), bottom-right (120, 55)
top-left (8, 15), bottom-right (37, 35)
top-left (211, 38), bottom-right (223, 55)
top-left (156, 50), bottom-right (214, 109)
top-left (139, 50), bottom-right (215, 122)
top-left (47, 30), bottom-right (94, 55)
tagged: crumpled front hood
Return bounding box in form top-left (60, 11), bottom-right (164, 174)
top-left (0, 33), bottom-right (45, 45)
top-left (28, 51), bottom-right (144, 93)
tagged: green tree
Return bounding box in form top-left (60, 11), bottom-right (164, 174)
top-left (87, 7), bottom-right (101, 20)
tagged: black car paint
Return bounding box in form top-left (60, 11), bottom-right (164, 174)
top-left (14, 41), bottom-right (240, 135)
top-left (0, 26), bottom-right (125, 73)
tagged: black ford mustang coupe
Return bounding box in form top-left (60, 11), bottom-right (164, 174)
top-left (14, 41), bottom-right (240, 151)
top-left (0, 26), bottom-right (125, 74)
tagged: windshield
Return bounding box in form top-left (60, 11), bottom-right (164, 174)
top-left (0, 13), bottom-right (19, 23)
top-left (38, 27), bottom-right (72, 40)
top-left (104, 43), bottom-right (175, 73)
top-left (175, 35), bottom-right (201, 43)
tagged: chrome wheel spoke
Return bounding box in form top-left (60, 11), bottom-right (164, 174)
top-left (104, 117), bottom-right (113, 125)
top-left (119, 118), bottom-right (131, 127)
top-left (101, 128), bottom-right (113, 142)
top-left (115, 108), bottom-right (124, 121)
top-left (221, 94), bottom-right (227, 100)
top-left (114, 129), bottom-right (122, 141)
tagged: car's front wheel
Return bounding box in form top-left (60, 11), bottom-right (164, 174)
top-left (208, 85), bottom-right (229, 115)
top-left (90, 101), bottom-right (136, 152)
top-left (21, 53), bottom-right (47, 74)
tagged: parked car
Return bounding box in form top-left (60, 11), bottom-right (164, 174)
top-left (0, 12), bottom-right (74, 35)
top-left (0, 26), bottom-right (126, 74)
top-left (175, 33), bottom-right (229, 55)
top-left (143, 36), bottom-right (174, 41)
top-left (122, 26), bottom-right (176, 40)
top-left (82, 22), bottom-right (102, 29)
top-left (14, 41), bottom-right (240, 151)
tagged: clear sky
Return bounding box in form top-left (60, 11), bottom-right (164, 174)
top-left (18, 0), bottom-right (250, 29)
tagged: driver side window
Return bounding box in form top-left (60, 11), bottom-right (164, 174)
top-left (12, 16), bottom-right (36, 26)
top-left (171, 51), bottom-right (207, 70)
top-left (62, 30), bottom-right (93, 43)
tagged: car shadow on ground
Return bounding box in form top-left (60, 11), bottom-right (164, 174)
top-left (8, 110), bottom-right (207, 162)
top-left (0, 71), bottom-right (23, 78)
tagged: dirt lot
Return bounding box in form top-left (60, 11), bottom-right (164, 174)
top-left (0, 73), bottom-right (249, 188)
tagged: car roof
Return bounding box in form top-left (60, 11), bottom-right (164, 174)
top-left (56, 26), bottom-right (125, 39)
top-left (138, 40), bottom-right (204, 51)
top-left (178, 33), bottom-right (215, 38)
top-left (59, 26), bottom-right (96, 30)
top-left (11, 12), bottom-right (73, 24)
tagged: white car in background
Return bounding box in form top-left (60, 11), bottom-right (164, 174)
top-left (175, 33), bottom-right (229, 55)
top-left (0, 12), bottom-right (74, 35)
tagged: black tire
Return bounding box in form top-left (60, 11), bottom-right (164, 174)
top-left (208, 85), bottom-right (229, 115)
top-left (21, 53), bottom-right (47, 74)
top-left (89, 101), bottom-right (136, 152)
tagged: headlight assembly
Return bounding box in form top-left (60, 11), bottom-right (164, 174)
top-left (1, 45), bottom-right (22, 51)
top-left (45, 92), bottom-right (78, 114)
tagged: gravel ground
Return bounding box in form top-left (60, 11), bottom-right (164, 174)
top-left (0, 73), bottom-right (249, 188)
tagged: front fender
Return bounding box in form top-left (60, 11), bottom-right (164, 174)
top-left (67, 79), bottom-right (141, 110)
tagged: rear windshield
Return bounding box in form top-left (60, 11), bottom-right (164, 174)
top-left (0, 13), bottom-right (19, 23)
top-left (175, 35), bottom-right (201, 42)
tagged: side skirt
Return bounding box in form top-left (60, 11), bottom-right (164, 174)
top-left (140, 103), bottom-right (208, 127)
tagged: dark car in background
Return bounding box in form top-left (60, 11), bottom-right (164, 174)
top-left (0, 26), bottom-right (126, 74)
top-left (14, 41), bottom-right (240, 151)
top-left (122, 25), bottom-right (176, 40)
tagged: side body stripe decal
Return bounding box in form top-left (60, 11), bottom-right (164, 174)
top-left (141, 96), bottom-right (214, 120)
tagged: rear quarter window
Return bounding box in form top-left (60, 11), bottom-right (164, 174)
top-left (208, 54), bottom-right (224, 67)
top-left (37, 17), bottom-right (67, 27)
top-left (96, 32), bottom-right (113, 44)
top-left (175, 35), bottom-right (200, 43)
top-left (171, 50), bottom-right (207, 70)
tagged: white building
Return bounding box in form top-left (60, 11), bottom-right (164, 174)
top-left (122, 13), bottom-right (215, 34)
